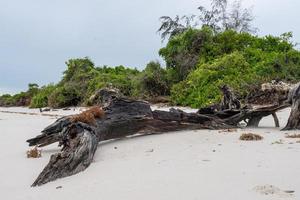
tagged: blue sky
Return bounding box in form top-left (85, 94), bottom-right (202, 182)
top-left (0, 0), bottom-right (299, 94)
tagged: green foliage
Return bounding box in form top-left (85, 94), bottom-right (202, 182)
top-left (159, 27), bottom-right (214, 81)
top-left (87, 65), bottom-right (140, 98)
top-left (168, 29), bottom-right (300, 108)
top-left (48, 85), bottom-right (82, 108)
top-left (30, 84), bottom-right (56, 108)
top-left (140, 61), bottom-right (170, 97)
top-left (171, 52), bottom-right (255, 107)
top-left (0, 83), bottom-right (40, 107)
top-left (27, 83), bottom-right (39, 96)
top-left (1, 26), bottom-right (300, 110)
top-left (0, 94), bottom-right (13, 106)
top-left (159, 28), bottom-right (295, 82)
top-left (62, 57), bottom-right (95, 83)
top-left (36, 58), bottom-right (141, 108)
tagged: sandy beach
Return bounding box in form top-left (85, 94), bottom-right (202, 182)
top-left (0, 106), bottom-right (299, 200)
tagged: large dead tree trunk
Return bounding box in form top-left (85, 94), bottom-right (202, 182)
top-left (27, 98), bottom-right (231, 186)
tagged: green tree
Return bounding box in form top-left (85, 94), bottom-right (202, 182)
top-left (140, 61), bottom-right (169, 97)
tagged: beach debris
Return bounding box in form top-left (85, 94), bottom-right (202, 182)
top-left (56, 186), bottom-right (63, 189)
top-left (271, 139), bottom-right (284, 145)
top-left (239, 133), bottom-right (263, 141)
top-left (253, 185), bottom-right (294, 197)
top-left (26, 147), bottom-right (42, 158)
top-left (286, 134), bottom-right (300, 138)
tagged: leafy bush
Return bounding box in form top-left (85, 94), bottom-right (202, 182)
top-left (171, 52), bottom-right (257, 108)
top-left (87, 65), bottom-right (140, 98)
top-left (159, 28), bottom-right (295, 83)
top-left (48, 85), bottom-right (82, 108)
top-left (2, 27), bottom-right (300, 109)
top-left (140, 61), bottom-right (170, 97)
top-left (159, 27), bottom-right (214, 81)
top-left (30, 84), bottom-right (56, 108)
top-left (0, 83), bottom-right (39, 107)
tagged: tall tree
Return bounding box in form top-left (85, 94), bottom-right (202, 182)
top-left (158, 0), bottom-right (257, 40)
top-left (226, 0), bottom-right (257, 33)
top-left (158, 15), bottom-right (196, 41)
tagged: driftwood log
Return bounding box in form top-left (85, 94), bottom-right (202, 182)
top-left (27, 98), bottom-right (232, 186)
top-left (27, 84), bottom-right (299, 186)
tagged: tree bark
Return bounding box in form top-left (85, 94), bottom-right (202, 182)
top-left (283, 83), bottom-right (300, 130)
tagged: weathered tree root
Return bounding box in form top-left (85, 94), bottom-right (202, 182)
top-left (31, 123), bottom-right (98, 186)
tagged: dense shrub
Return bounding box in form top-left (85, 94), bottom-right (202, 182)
top-left (140, 61), bottom-right (170, 97)
top-left (48, 85), bottom-right (82, 108)
top-left (0, 84), bottom-right (39, 107)
top-left (159, 27), bottom-right (214, 82)
top-left (171, 52), bottom-right (256, 107)
top-left (87, 65), bottom-right (140, 98)
top-left (30, 84), bottom-right (56, 108)
top-left (1, 28), bottom-right (300, 109)
top-left (165, 28), bottom-right (300, 108)
top-left (159, 28), bottom-right (295, 82)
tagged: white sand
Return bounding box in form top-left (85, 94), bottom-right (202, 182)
top-left (0, 107), bottom-right (299, 200)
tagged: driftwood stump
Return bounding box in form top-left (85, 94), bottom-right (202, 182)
top-left (283, 83), bottom-right (300, 130)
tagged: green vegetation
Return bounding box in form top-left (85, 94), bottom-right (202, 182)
top-left (165, 29), bottom-right (300, 107)
top-left (140, 61), bottom-right (170, 97)
top-left (33, 58), bottom-right (143, 108)
top-left (30, 84), bottom-right (56, 108)
top-left (1, 29), bottom-right (299, 109)
top-left (0, 83), bottom-right (39, 107)
top-left (171, 52), bottom-right (255, 107)
top-left (1, 0), bottom-right (300, 109)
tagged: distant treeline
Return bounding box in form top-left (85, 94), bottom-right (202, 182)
top-left (1, 0), bottom-right (300, 108)
top-left (0, 60), bottom-right (170, 108)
